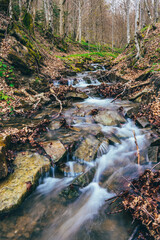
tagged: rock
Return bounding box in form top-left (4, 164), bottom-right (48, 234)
top-left (0, 152), bottom-right (50, 214)
top-left (61, 70), bottom-right (77, 77)
top-left (41, 140), bottom-right (66, 164)
top-left (49, 121), bottom-right (62, 130)
top-left (148, 146), bottom-right (158, 162)
top-left (106, 73), bottom-right (128, 83)
top-left (71, 123), bottom-right (101, 135)
top-left (129, 88), bottom-right (150, 102)
top-left (14, 90), bottom-right (28, 97)
top-left (65, 91), bottom-right (88, 100)
top-left (135, 72), bottom-right (151, 82)
top-left (60, 167), bottom-right (96, 202)
top-left (0, 137), bottom-right (8, 180)
top-left (83, 76), bottom-right (92, 84)
top-left (105, 164), bottom-right (140, 192)
top-left (94, 110), bottom-right (126, 126)
top-left (126, 106), bottom-right (140, 119)
top-left (136, 116), bottom-right (150, 128)
top-left (75, 62), bottom-right (84, 68)
top-left (0, 150), bottom-right (8, 180)
top-left (57, 162), bottom-right (86, 177)
top-left (8, 52), bottom-right (33, 75)
top-left (151, 138), bottom-right (160, 146)
top-left (74, 135), bottom-right (100, 162)
top-left (108, 135), bottom-right (121, 145)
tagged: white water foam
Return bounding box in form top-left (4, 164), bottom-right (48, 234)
top-left (37, 177), bottom-right (73, 195)
top-left (51, 182), bottom-right (114, 240)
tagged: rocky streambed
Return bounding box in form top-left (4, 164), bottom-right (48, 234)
top-left (0, 65), bottom-right (159, 240)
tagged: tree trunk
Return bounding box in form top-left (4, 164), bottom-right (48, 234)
top-left (19, 0), bottom-right (22, 20)
top-left (59, 0), bottom-right (64, 37)
top-left (126, 0), bottom-right (130, 44)
top-left (140, 0), bottom-right (145, 28)
top-left (135, 0), bottom-right (140, 58)
top-left (154, 0), bottom-right (158, 23)
top-left (76, 0), bottom-right (82, 43)
top-left (9, 0), bottom-right (13, 19)
top-left (27, 0), bottom-right (32, 13)
top-left (144, 0), bottom-right (152, 22)
top-left (112, 0), bottom-right (115, 50)
top-left (48, 0), bottom-right (54, 33)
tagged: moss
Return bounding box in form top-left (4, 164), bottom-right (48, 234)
top-left (141, 26), bottom-right (149, 33)
top-left (22, 12), bottom-right (34, 33)
top-left (8, 53), bottom-right (33, 75)
top-left (70, 65), bottom-right (81, 72)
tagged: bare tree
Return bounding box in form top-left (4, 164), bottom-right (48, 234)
top-left (76, 0), bottom-right (83, 42)
top-left (154, 0), bottom-right (159, 23)
top-left (135, 0), bottom-right (140, 58)
top-left (112, 0), bottom-right (115, 50)
top-left (144, 0), bottom-right (153, 22)
top-left (9, 0), bottom-right (13, 19)
top-left (59, 0), bottom-right (66, 37)
top-left (126, 0), bottom-right (130, 44)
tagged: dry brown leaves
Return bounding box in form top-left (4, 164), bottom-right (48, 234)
top-left (96, 82), bottom-right (124, 98)
top-left (122, 170), bottom-right (160, 240)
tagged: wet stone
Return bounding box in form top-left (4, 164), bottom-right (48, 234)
top-left (41, 140), bottom-right (66, 163)
top-left (136, 116), bottom-right (150, 128)
top-left (60, 167), bottom-right (96, 202)
top-left (71, 123), bottom-right (101, 135)
top-left (74, 135), bottom-right (100, 162)
top-left (66, 91), bottom-right (88, 100)
top-left (0, 139), bottom-right (8, 180)
top-left (148, 146), bottom-right (159, 162)
top-left (0, 152), bottom-right (50, 214)
top-left (49, 120), bottom-right (62, 130)
top-left (94, 110), bottom-right (126, 126)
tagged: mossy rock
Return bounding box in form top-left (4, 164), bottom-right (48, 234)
top-left (60, 167), bottom-right (96, 202)
top-left (8, 22), bottom-right (42, 75)
top-left (8, 53), bottom-right (33, 75)
top-left (0, 152), bottom-right (50, 215)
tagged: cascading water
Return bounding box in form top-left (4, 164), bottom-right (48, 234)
top-left (0, 67), bottom-right (154, 240)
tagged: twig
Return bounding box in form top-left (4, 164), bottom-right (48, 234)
top-left (133, 130), bottom-right (140, 165)
top-left (107, 209), bottom-right (123, 215)
top-left (151, 162), bottom-right (160, 171)
top-left (50, 88), bottom-right (63, 119)
top-left (111, 85), bottom-right (127, 103)
top-left (128, 226), bottom-right (139, 240)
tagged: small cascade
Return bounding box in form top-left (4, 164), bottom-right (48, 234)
top-left (97, 141), bottom-right (109, 158)
top-left (0, 65), bottom-right (155, 240)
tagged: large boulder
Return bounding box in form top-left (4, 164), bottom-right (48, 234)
top-left (0, 152), bottom-right (50, 214)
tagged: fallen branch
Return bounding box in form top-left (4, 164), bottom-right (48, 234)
top-left (111, 85), bottom-right (127, 103)
top-left (50, 87), bottom-right (63, 119)
top-left (133, 130), bottom-right (140, 165)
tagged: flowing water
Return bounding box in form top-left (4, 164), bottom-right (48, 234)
top-left (0, 65), bottom-right (154, 240)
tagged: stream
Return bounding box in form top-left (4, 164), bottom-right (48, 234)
top-left (0, 64), bottom-right (154, 240)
